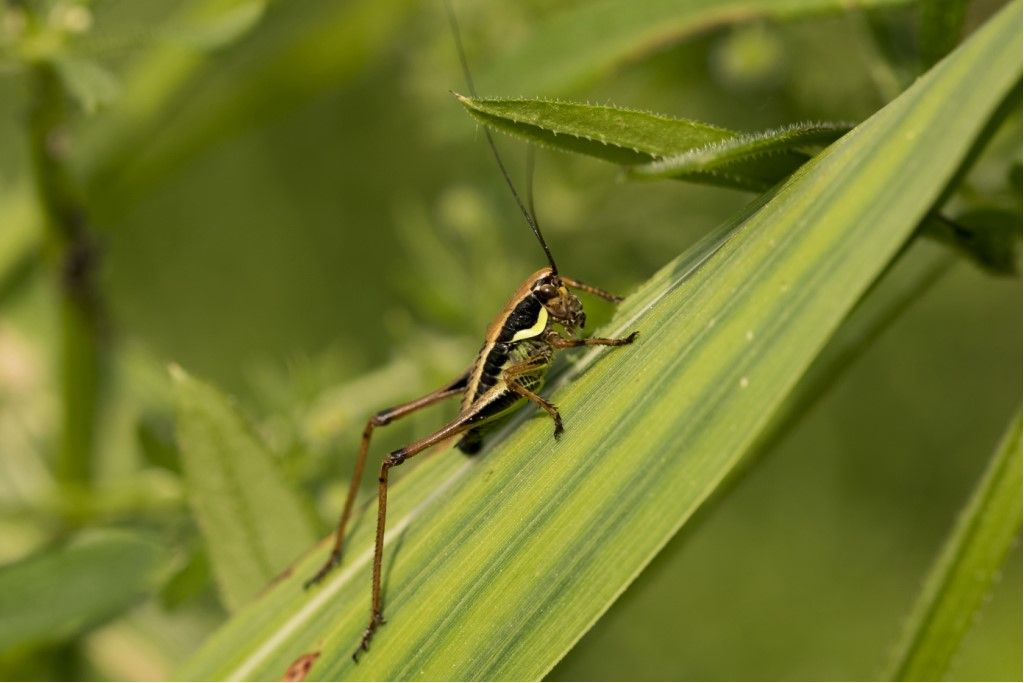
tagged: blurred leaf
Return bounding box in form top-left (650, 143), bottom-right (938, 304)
top-left (79, 0), bottom-right (416, 209)
top-left (456, 95), bottom-right (848, 190)
top-left (53, 55), bottom-right (120, 114)
top-left (136, 412), bottom-right (182, 473)
top-left (172, 366), bottom-right (315, 613)
top-left (917, 0), bottom-right (969, 68)
top-left (169, 0), bottom-right (268, 51)
top-left (160, 545), bottom-right (214, 609)
top-left (919, 209), bottom-right (1022, 275)
top-left (890, 408), bottom-right (1023, 681)
top-left (0, 189), bottom-right (43, 308)
top-left (482, 0), bottom-right (918, 95)
top-left (0, 530), bottom-right (168, 653)
top-left (179, 4), bottom-right (1022, 679)
top-left (630, 121), bottom-right (853, 182)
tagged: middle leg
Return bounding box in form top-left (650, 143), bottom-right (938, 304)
top-left (502, 358), bottom-right (563, 437)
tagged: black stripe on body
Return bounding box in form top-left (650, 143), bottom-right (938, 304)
top-left (467, 295), bottom-right (547, 404)
top-left (497, 296), bottom-right (542, 342)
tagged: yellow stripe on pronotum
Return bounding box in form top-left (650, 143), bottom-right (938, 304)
top-left (511, 305), bottom-right (549, 341)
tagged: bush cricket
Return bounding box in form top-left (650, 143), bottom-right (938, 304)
top-left (304, 1), bottom-right (639, 661)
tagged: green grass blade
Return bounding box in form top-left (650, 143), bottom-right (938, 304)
top-left (0, 531), bottom-right (168, 653)
top-left (455, 96), bottom-right (847, 191)
top-left (179, 3), bottom-right (1022, 679)
top-left (481, 0), bottom-right (915, 95)
top-left (172, 366), bottom-right (315, 613)
top-left (889, 408), bottom-right (1023, 681)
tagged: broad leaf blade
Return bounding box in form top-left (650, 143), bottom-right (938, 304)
top-left (173, 366), bottom-right (314, 613)
top-left (180, 3), bottom-right (1022, 679)
top-left (0, 531), bottom-right (168, 653)
top-left (456, 96), bottom-right (845, 191)
top-left (890, 409), bottom-right (1023, 681)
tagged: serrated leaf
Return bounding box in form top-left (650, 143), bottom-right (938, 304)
top-left (172, 366), bottom-right (315, 613)
top-left (630, 121), bottom-right (853, 182)
top-left (481, 0), bottom-right (917, 95)
top-left (890, 408), bottom-right (1023, 681)
top-left (0, 531), bottom-right (168, 653)
top-left (456, 96), bottom-right (847, 190)
top-left (180, 3), bottom-right (1022, 679)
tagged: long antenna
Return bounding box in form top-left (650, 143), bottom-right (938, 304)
top-left (442, 0), bottom-right (559, 274)
top-left (525, 146), bottom-right (537, 227)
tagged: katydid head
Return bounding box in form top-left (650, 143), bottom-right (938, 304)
top-left (533, 273), bottom-right (586, 332)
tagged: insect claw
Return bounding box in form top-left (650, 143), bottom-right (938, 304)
top-left (303, 551), bottom-right (341, 590)
top-left (351, 613), bottom-right (385, 662)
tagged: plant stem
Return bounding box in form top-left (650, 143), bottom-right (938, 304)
top-left (28, 60), bottom-right (105, 495)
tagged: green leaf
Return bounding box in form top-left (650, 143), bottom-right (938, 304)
top-left (78, 0), bottom-right (416, 208)
top-left (890, 408), bottom-right (1023, 681)
top-left (53, 55), bottom-right (121, 115)
top-left (172, 366), bottom-right (315, 613)
top-left (0, 188), bottom-right (43, 307)
top-left (456, 96), bottom-right (847, 190)
top-left (0, 531), bottom-right (168, 653)
top-left (919, 209), bottom-right (1022, 275)
top-left (481, 0), bottom-right (917, 95)
top-left (629, 121), bottom-right (853, 184)
top-left (180, 3), bottom-right (1021, 679)
top-left (918, 0), bottom-right (969, 68)
top-left (168, 0), bottom-right (268, 51)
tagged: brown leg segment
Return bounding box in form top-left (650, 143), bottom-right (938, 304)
top-left (503, 360), bottom-right (563, 437)
top-left (560, 276), bottom-right (624, 303)
top-left (547, 330), bottom-right (639, 349)
top-left (304, 369), bottom-right (470, 589)
top-left (353, 413), bottom-right (477, 661)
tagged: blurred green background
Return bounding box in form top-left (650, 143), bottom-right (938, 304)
top-left (0, 0), bottom-right (1019, 680)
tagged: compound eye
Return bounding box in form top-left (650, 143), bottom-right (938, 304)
top-left (534, 284), bottom-right (559, 301)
